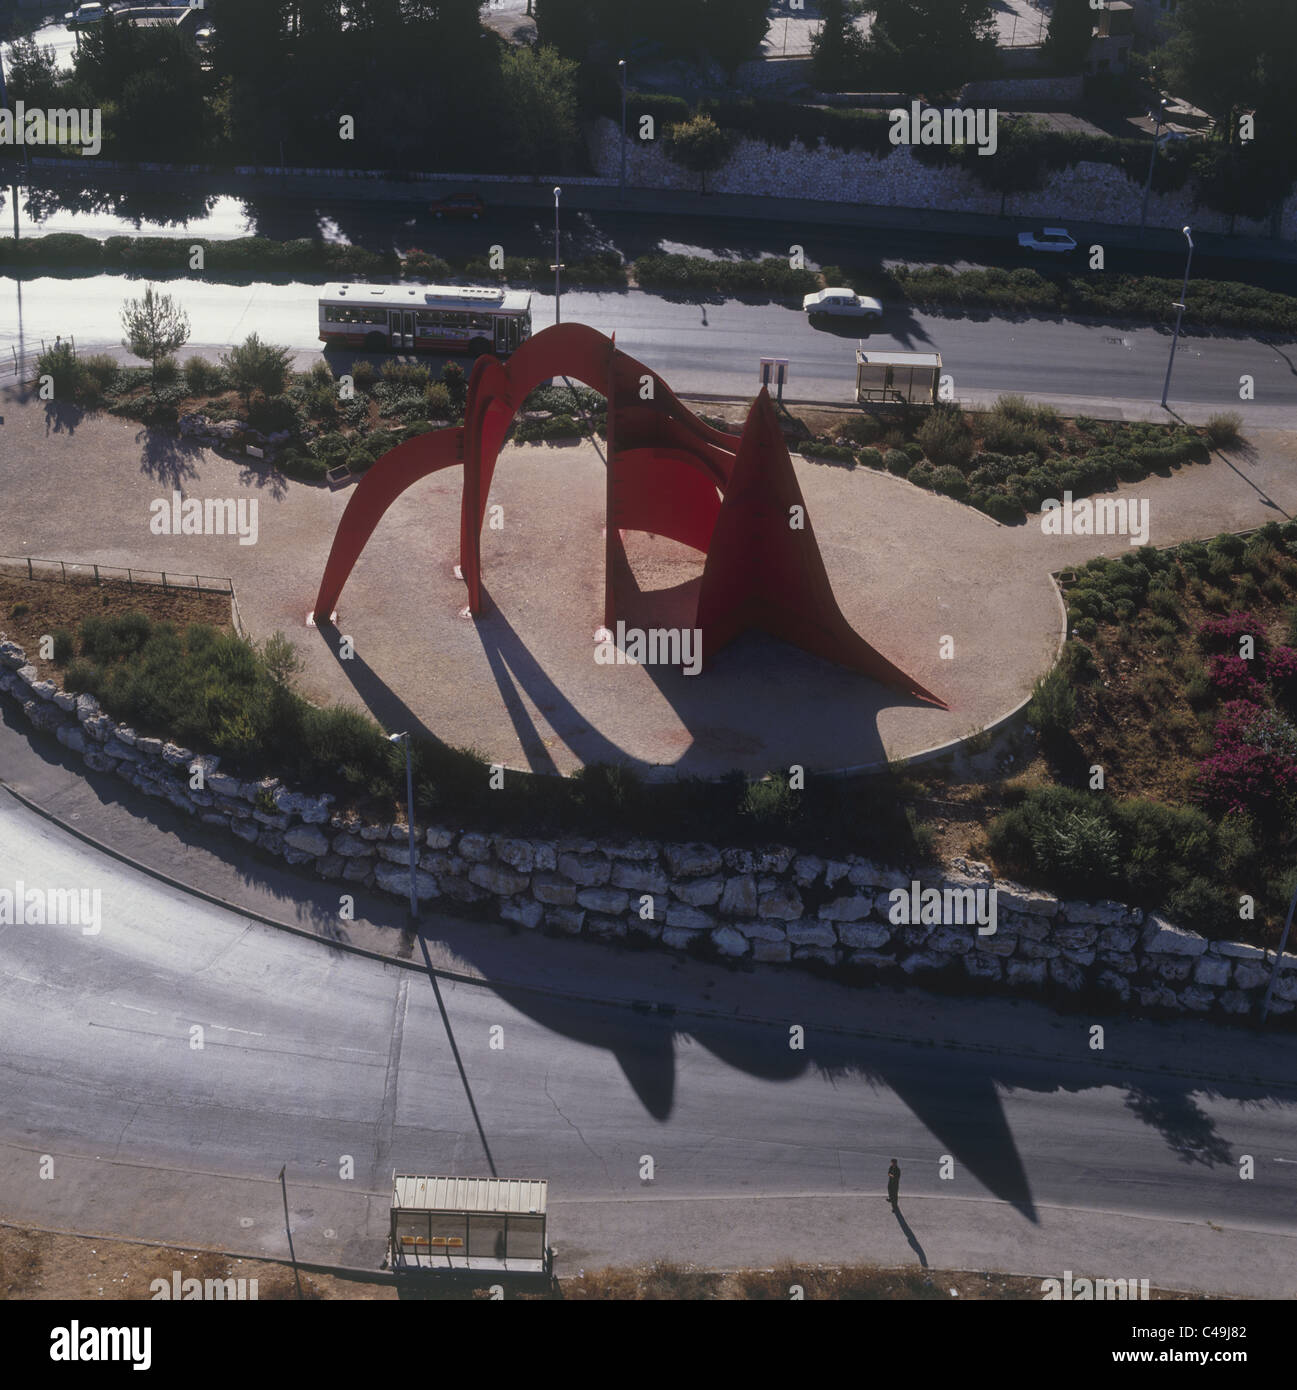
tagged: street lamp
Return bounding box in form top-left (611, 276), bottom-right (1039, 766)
top-left (1160, 225), bottom-right (1193, 409)
top-left (1139, 96), bottom-right (1170, 242)
top-left (618, 59), bottom-right (628, 202)
top-left (387, 731), bottom-right (418, 919)
top-left (552, 186), bottom-right (563, 325)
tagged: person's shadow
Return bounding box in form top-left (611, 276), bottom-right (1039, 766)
top-left (891, 1204), bottom-right (928, 1268)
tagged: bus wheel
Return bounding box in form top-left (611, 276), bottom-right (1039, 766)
top-left (364, 332), bottom-right (385, 351)
top-left (469, 338), bottom-right (491, 358)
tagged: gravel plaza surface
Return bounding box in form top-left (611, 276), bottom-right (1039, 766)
top-left (1, 381), bottom-right (1295, 776)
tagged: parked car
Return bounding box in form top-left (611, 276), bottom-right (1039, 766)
top-left (1017, 227), bottom-right (1078, 254)
top-left (64, 3), bottom-right (107, 25)
top-left (802, 288), bottom-right (884, 319)
top-left (430, 192), bottom-right (485, 221)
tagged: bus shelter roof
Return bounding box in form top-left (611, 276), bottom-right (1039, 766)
top-left (392, 1175), bottom-right (548, 1216)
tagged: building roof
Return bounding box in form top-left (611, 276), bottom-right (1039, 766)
top-left (855, 350), bottom-right (942, 369)
top-left (392, 1175), bottom-right (548, 1215)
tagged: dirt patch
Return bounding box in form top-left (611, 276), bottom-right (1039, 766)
top-left (0, 573), bottom-right (235, 686)
top-left (0, 1226), bottom-right (1227, 1300)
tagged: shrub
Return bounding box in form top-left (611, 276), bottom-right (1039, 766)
top-left (424, 381), bottom-right (453, 418)
top-left (1026, 665), bottom-right (1076, 743)
top-left (1195, 699), bottom-right (1297, 819)
top-left (915, 404), bottom-right (973, 469)
top-left (1196, 611), bottom-right (1265, 655)
top-left (247, 393), bottom-right (301, 434)
top-left (836, 414), bottom-right (882, 445)
top-left (51, 629), bottom-right (75, 664)
top-left (930, 465), bottom-right (969, 500)
top-left (81, 353), bottom-right (120, 392)
top-left (351, 360), bottom-right (376, 389)
top-left (220, 333), bottom-right (294, 404)
top-left (34, 341), bottom-right (86, 399)
top-left (906, 462), bottom-right (936, 489)
top-left (346, 445), bottom-right (376, 473)
top-left (1266, 645), bottom-right (1297, 710)
top-left (884, 448), bottom-right (911, 476)
top-left (982, 492), bottom-right (1024, 525)
top-left (858, 446), bottom-right (884, 470)
top-left (183, 355), bottom-right (226, 394)
top-left (1206, 653), bottom-right (1265, 701)
top-left (741, 771), bottom-right (802, 830)
top-left (1204, 411), bottom-right (1243, 449)
top-left (381, 359), bottom-right (431, 388)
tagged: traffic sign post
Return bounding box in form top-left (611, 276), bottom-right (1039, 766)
top-left (759, 357), bottom-right (790, 403)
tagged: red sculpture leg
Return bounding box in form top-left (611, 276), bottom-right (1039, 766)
top-left (695, 390), bottom-right (947, 709)
top-left (311, 427), bottom-right (465, 621)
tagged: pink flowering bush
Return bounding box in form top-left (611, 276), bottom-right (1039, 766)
top-left (1196, 611), bottom-right (1266, 655)
top-left (1196, 699), bottom-right (1297, 817)
top-left (1266, 645), bottom-right (1297, 708)
top-left (1206, 653), bottom-right (1265, 701)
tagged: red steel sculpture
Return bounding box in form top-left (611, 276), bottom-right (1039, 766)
top-left (311, 322), bottom-right (946, 709)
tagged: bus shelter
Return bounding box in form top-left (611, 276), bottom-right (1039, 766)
top-left (389, 1175), bottom-right (550, 1274)
top-left (855, 350), bottom-right (943, 405)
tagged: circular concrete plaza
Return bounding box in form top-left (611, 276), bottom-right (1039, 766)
top-left (295, 441), bottom-right (1064, 778)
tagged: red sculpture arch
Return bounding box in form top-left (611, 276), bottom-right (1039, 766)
top-left (311, 322), bottom-right (945, 709)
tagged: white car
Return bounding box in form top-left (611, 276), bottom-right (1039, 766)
top-left (64, 3), bottom-right (106, 24)
top-left (1018, 227), bottom-right (1078, 254)
top-left (802, 288), bottom-right (884, 319)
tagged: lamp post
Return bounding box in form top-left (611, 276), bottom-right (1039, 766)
top-left (552, 186), bottom-right (563, 325)
top-left (618, 59), bottom-right (628, 202)
top-left (1260, 879), bottom-right (1297, 1024)
top-left (387, 731), bottom-right (418, 919)
top-left (1159, 226), bottom-right (1193, 409)
top-left (1139, 96), bottom-right (1169, 242)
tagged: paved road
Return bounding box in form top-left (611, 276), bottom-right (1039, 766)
top-left (2, 273), bottom-right (1293, 416)
top-left (1, 786), bottom-right (1295, 1292)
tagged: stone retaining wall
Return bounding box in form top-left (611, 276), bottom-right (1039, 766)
top-left (3, 636), bottom-right (1293, 1024)
top-left (591, 118), bottom-right (1296, 242)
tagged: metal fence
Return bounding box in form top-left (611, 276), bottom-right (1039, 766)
top-left (5, 337), bottom-right (77, 378)
top-left (0, 555), bottom-right (245, 636)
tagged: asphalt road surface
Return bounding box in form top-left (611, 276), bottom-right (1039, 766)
top-left (2, 787), bottom-right (1295, 1291)
top-left (2, 272), bottom-right (1293, 413)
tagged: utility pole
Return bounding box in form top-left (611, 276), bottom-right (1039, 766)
top-left (1159, 226), bottom-right (1193, 409)
top-left (1139, 97), bottom-right (1169, 243)
top-left (1259, 880), bottom-right (1297, 1024)
top-left (552, 186), bottom-right (563, 325)
top-left (617, 59), bottom-right (627, 202)
top-left (388, 732), bottom-right (418, 919)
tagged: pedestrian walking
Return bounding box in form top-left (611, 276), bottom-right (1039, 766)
top-left (887, 1158), bottom-right (901, 1208)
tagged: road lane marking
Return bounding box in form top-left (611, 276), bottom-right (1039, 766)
top-left (209, 1025), bottom-right (265, 1037)
top-left (111, 1002), bottom-right (158, 1015)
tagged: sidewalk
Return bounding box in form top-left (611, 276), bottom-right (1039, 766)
top-left (1, 1137), bottom-right (1290, 1296)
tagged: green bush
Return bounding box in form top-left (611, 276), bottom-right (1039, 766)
top-left (740, 771), bottom-right (802, 830)
top-left (381, 359), bottom-right (431, 388)
top-left (220, 333), bottom-right (293, 404)
top-left (34, 341), bottom-right (87, 400)
top-left (906, 462), bottom-right (936, 490)
top-left (183, 356), bottom-right (226, 395)
top-left (884, 448), bottom-right (911, 476)
top-left (930, 465), bottom-right (969, 501)
top-left (836, 414), bottom-right (883, 445)
top-left (81, 353), bottom-right (120, 392)
top-left (351, 361), bottom-right (376, 389)
top-left (858, 446), bottom-right (885, 470)
top-left (51, 629), bottom-right (75, 664)
top-left (424, 381), bottom-right (453, 418)
top-left (1026, 665), bottom-right (1076, 743)
top-left (247, 393), bottom-right (300, 434)
top-left (346, 445), bottom-right (377, 472)
top-left (915, 404), bottom-right (973, 469)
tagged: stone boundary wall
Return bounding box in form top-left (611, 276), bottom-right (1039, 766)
top-left (590, 118), bottom-right (1296, 243)
top-left (3, 637), bottom-right (1294, 1024)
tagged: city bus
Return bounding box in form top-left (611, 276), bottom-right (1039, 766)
top-left (318, 283), bottom-right (533, 357)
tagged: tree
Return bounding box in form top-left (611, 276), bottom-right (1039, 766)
top-left (695, 0), bottom-right (770, 76)
top-left (220, 334), bottom-right (294, 406)
top-left (120, 285), bottom-right (190, 388)
top-left (811, 0), bottom-right (867, 90)
top-left (865, 0), bottom-right (998, 96)
top-left (2, 36), bottom-right (63, 107)
top-left (664, 113), bottom-right (735, 194)
top-left (497, 45), bottom-right (580, 172)
top-left (1042, 0), bottom-right (1094, 76)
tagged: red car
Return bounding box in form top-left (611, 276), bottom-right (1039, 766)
top-left (430, 192), bottom-right (484, 221)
